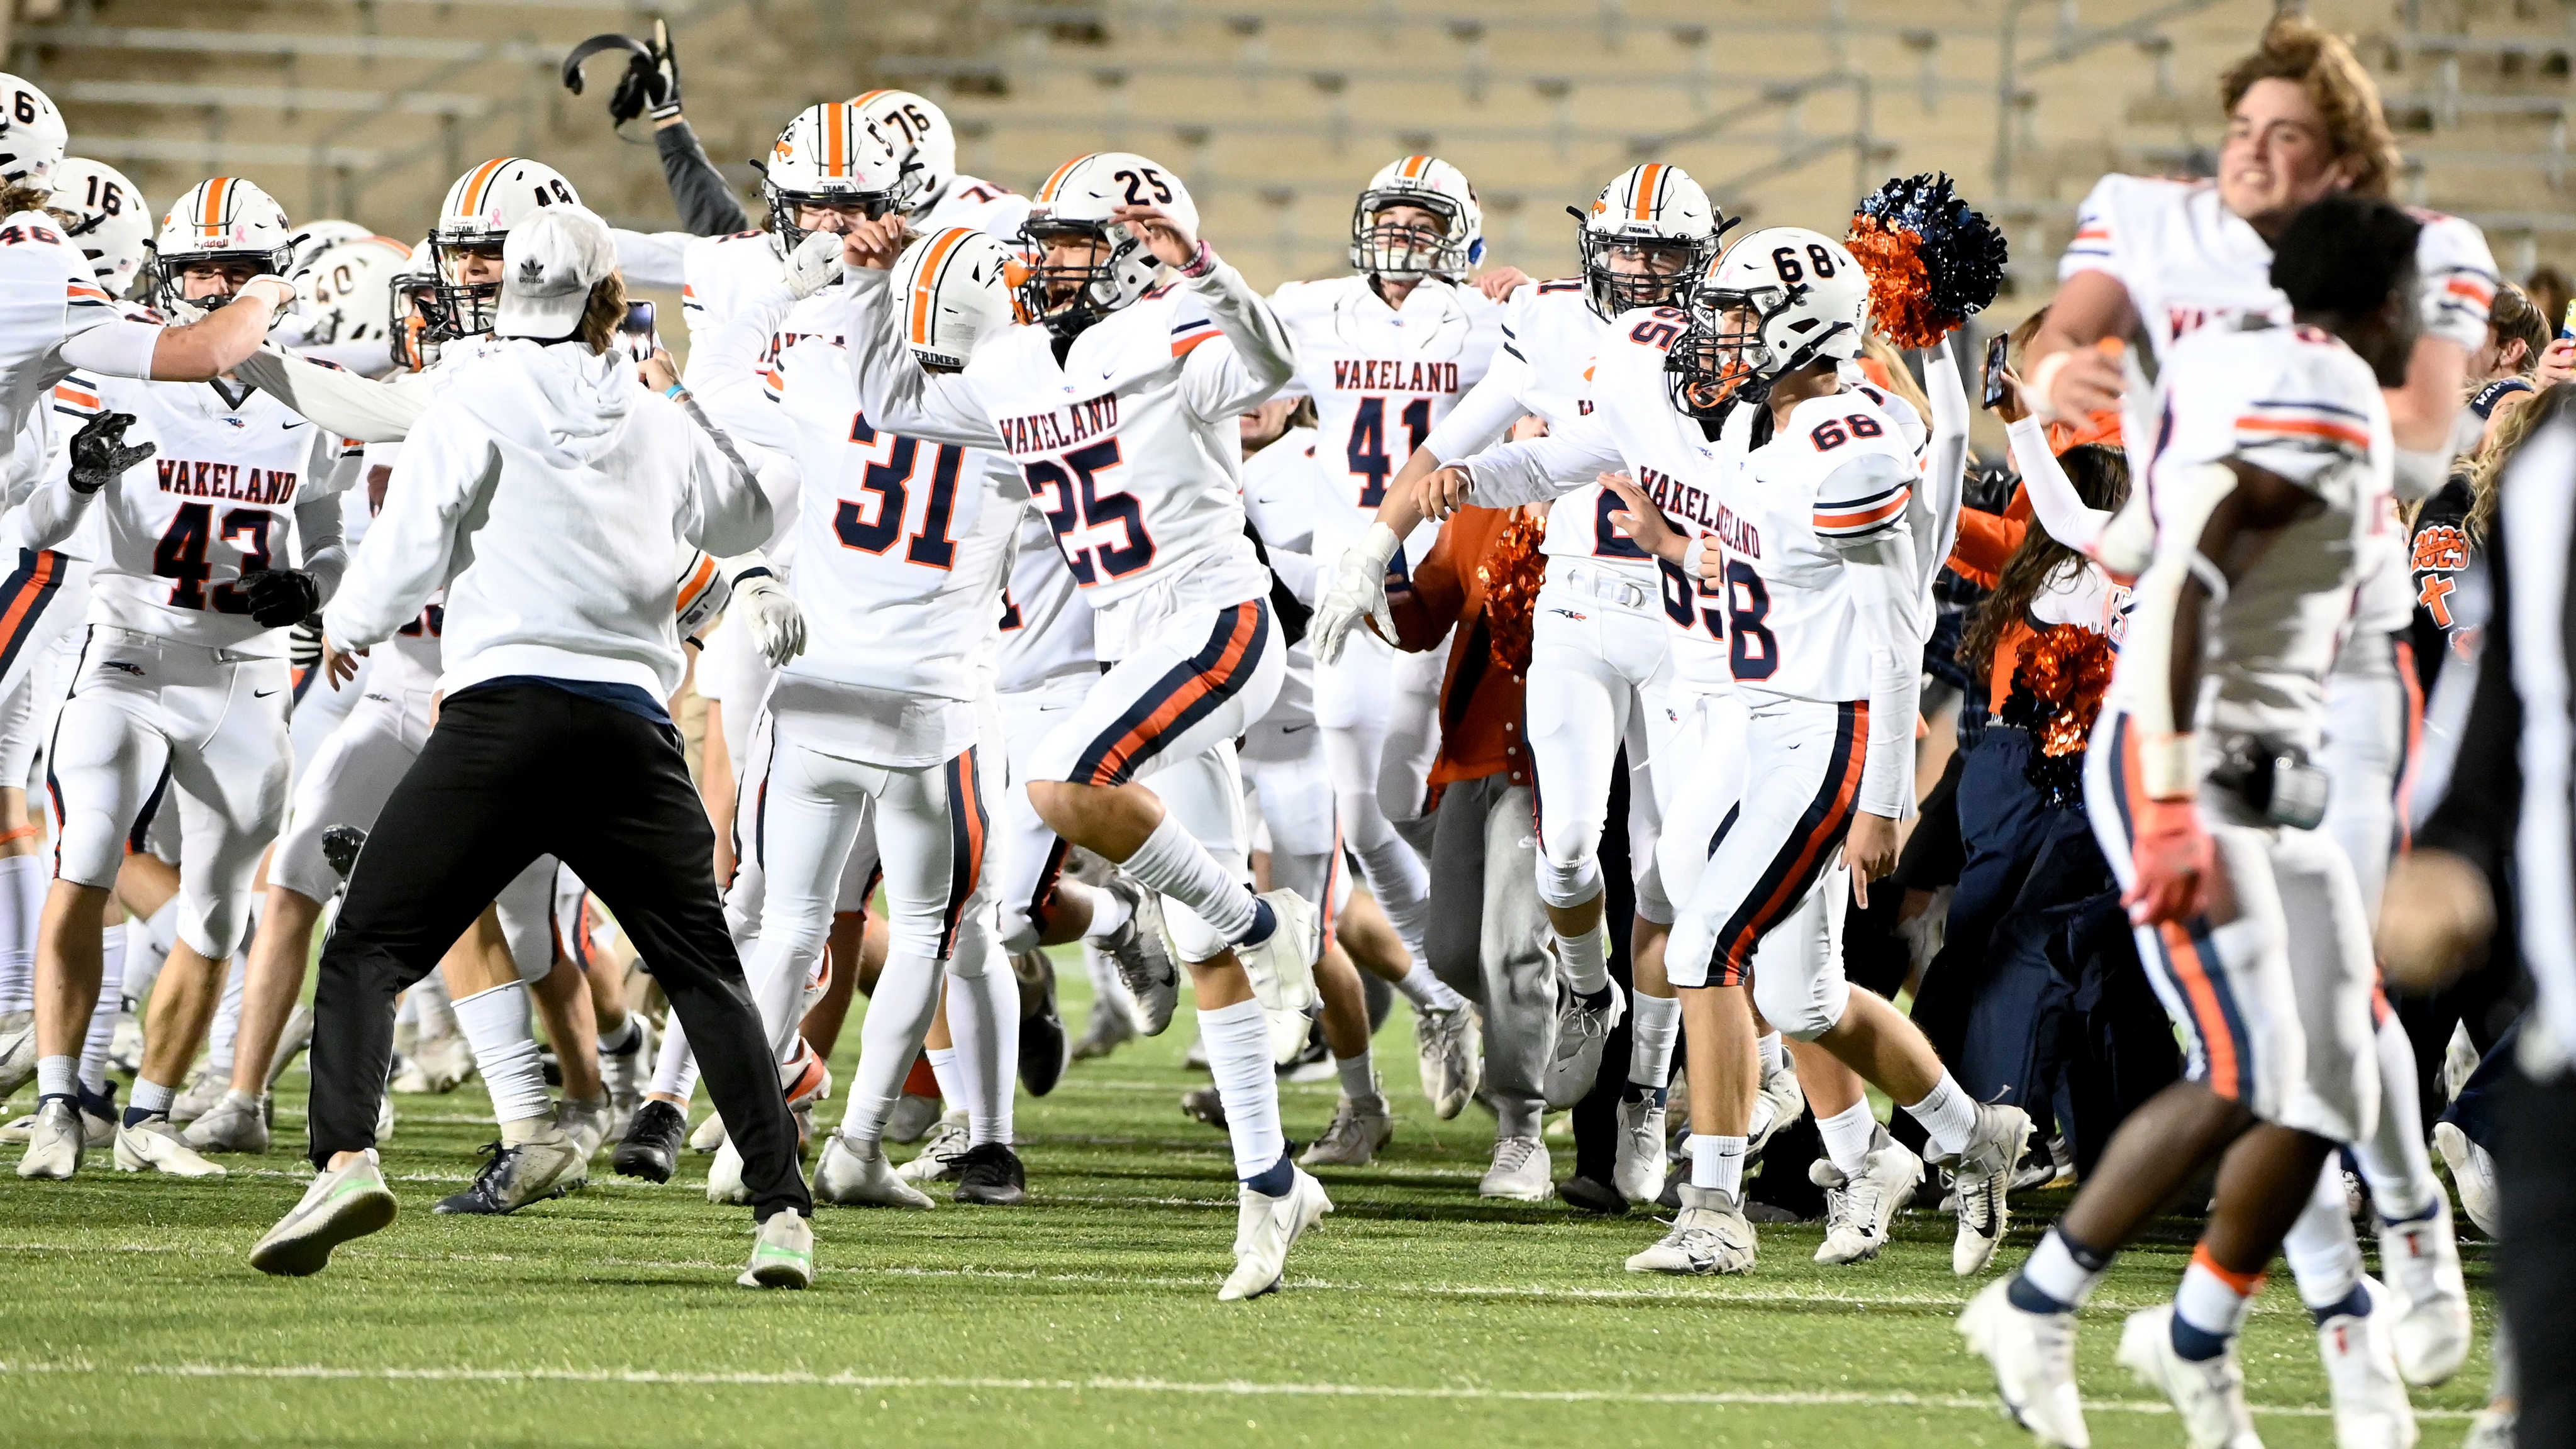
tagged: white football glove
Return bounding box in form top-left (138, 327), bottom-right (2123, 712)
top-left (1309, 521), bottom-right (1402, 664)
top-left (733, 572), bottom-right (806, 667)
top-left (784, 230), bottom-right (845, 301)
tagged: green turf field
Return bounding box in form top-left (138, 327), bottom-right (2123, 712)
top-left (0, 977), bottom-right (2497, 1448)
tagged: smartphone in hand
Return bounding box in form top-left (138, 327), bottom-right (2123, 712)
top-left (1980, 331), bottom-right (2012, 409)
top-left (618, 300), bottom-right (661, 362)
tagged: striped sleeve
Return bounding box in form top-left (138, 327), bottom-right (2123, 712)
top-left (1170, 313), bottom-right (1223, 359)
top-left (51, 372), bottom-right (101, 421)
top-left (2056, 174), bottom-right (2124, 280)
top-left (65, 275), bottom-right (113, 313)
top-left (1793, 394), bottom-right (1916, 543)
top-left (1811, 461), bottom-right (1913, 541)
top-left (2412, 211), bottom-right (2501, 353)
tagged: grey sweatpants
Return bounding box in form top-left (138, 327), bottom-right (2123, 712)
top-left (1426, 774), bottom-right (1556, 1138)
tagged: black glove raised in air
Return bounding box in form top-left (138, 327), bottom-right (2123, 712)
top-left (562, 19), bottom-right (682, 127)
top-left (69, 411), bottom-right (152, 496)
top-left (238, 568), bottom-right (321, 629)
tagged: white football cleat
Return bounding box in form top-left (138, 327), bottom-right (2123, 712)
top-left (1413, 1003), bottom-right (1481, 1119)
top-left (896, 1116), bottom-right (970, 1184)
top-left (1479, 1135), bottom-right (1552, 1201)
top-left (2431, 1123), bottom-right (2499, 1238)
top-left (1957, 1277), bottom-right (2089, 1448)
top-left (169, 1065), bottom-right (227, 1126)
top-left (1299, 1093), bottom-right (1392, 1169)
top-left (559, 1096), bottom-right (613, 1160)
top-left (2375, 1196), bottom-right (2471, 1387)
top-left (1542, 977), bottom-right (1626, 1109)
top-left (814, 1132), bottom-right (935, 1208)
top-left (705, 1136), bottom-right (750, 1204)
top-left (1813, 1126), bottom-right (1924, 1265)
top-left (2116, 1305), bottom-right (2262, 1449)
top-left (882, 1093), bottom-right (940, 1146)
top-left (114, 1115), bottom-right (228, 1178)
top-left (181, 1091), bottom-right (272, 1154)
top-left (1933, 1101), bottom-right (2033, 1275)
top-left (2316, 1277), bottom-right (2419, 1449)
top-left (250, 1150), bottom-right (399, 1277)
top-left (598, 1014), bottom-right (655, 1139)
top-left (1747, 1050), bottom-right (1807, 1153)
top-left (1219, 1165), bottom-right (1331, 1301)
top-left (738, 1208), bottom-right (814, 1289)
top-left (1097, 875), bottom-right (1179, 1036)
top-left (375, 1092), bottom-right (396, 1143)
top-left (15, 1099), bottom-right (87, 1179)
top-left (398, 1031), bottom-right (475, 1094)
top-left (1236, 889), bottom-right (1321, 1065)
top-left (1624, 1185), bottom-right (1756, 1275)
top-left (0, 1009), bottom-right (33, 1097)
top-left (1611, 1095), bottom-right (1667, 1204)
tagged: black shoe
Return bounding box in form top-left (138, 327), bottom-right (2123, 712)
top-left (953, 1142), bottom-right (1028, 1206)
top-left (1556, 1174), bottom-right (1629, 1215)
top-left (1014, 950), bottom-right (1068, 1098)
top-left (612, 1099), bottom-right (686, 1183)
top-left (1180, 1085), bottom-right (1228, 1130)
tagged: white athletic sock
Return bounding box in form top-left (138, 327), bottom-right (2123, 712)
top-left (1555, 923), bottom-right (1609, 996)
top-left (743, 936), bottom-right (814, 1067)
top-left (0, 855), bottom-right (38, 1014)
top-left (122, 902), bottom-right (180, 1018)
top-left (78, 926), bottom-right (125, 1094)
top-left (597, 1014), bottom-right (641, 1056)
top-left (1392, 960), bottom-right (1465, 1014)
top-left (130, 1077), bottom-right (174, 1119)
top-left (2282, 1162), bottom-right (2365, 1311)
top-left (2172, 1255), bottom-right (2261, 1353)
top-left (839, 955), bottom-right (943, 1154)
top-left (1628, 991), bottom-right (1679, 1091)
top-left (1757, 1031), bottom-right (1787, 1077)
top-left (1069, 881), bottom-right (1130, 941)
top-left (1200, 997), bottom-right (1287, 1179)
top-left (453, 982), bottom-right (550, 1128)
top-left (646, 1014), bottom-right (699, 1104)
top-left (2019, 1228), bottom-right (2111, 1311)
top-left (2355, 1013), bottom-right (2444, 1221)
top-left (1336, 1046), bottom-right (1378, 1104)
top-left (206, 952), bottom-right (248, 1075)
top-left (1902, 1073), bottom-right (1978, 1160)
top-left (1118, 815), bottom-right (1261, 943)
top-left (1687, 1133), bottom-right (1746, 1198)
top-left (410, 970), bottom-right (458, 1040)
top-left (946, 954), bottom-right (1018, 1148)
top-left (1816, 1100), bottom-right (1877, 1177)
top-left (1350, 834), bottom-right (1430, 954)
top-left (924, 1046), bottom-right (964, 1109)
top-left (35, 1053), bottom-right (75, 1099)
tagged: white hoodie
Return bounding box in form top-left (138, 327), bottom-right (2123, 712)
top-left (323, 339), bottom-right (769, 700)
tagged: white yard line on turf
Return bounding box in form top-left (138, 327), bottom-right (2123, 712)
top-left (0, 1360), bottom-right (2473, 1418)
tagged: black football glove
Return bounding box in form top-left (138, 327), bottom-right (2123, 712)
top-left (611, 19), bottom-right (684, 125)
top-left (239, 568), bottom-right (321, 629)
top-left (69, 411), bottom-right (152, 496)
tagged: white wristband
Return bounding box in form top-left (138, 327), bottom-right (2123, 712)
top-left (2139, 730), bottom-right (2201, 801)
top-left (2023, 350), bottom-right (2077, 424)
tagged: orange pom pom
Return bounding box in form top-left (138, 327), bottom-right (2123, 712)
top-left (1476, 509), bottom-right (1549, 680)
top-left (1846, 216), bottom-right (1946, 351)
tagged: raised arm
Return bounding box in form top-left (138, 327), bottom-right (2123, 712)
top-left (233, 347), bottom-right (431, 443)
top-left (840, 264), bottom-right (1008, 450)
top-left (2005, 417), bottom-right (2109, 555)
top-left (684, 277), bottom-right (798, 457)
top-left (324, 415), bottom-right (494, 651)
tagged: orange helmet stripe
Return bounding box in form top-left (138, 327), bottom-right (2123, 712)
top-left (1036, 156), bottom-right (1088, 203)
top-left (459, 157), bottom-right (511, 218)
top-left (850, 89), bottom-right (891, 106)
top-left (1632, 164), bottom-right (1663, 221)
top-left (826, 106), bottom-right (847, 177)
top-left (909, 227), bottom-right (972, 345)
top-left (198, 177), bottom-right (231, 231)
top-left (1399, 155), bottom-right (1430, 180)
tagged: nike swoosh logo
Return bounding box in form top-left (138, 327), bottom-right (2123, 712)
top-left (1278, 722), bottom-right (1311, 735)
top-left (253, 689), bottom-right (280, 697)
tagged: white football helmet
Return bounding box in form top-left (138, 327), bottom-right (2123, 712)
top-left (1579, 163), bottom-right (1724, 319)
top-left (44, 158), bottom-right (151, 297)
top-left (1019, 152), bottom-right (1196, 336)
top-left (892, 226), bottom-right (1024, 370)
top-left (430, 157), bottom-right (582, 336)
top-left (289, 219), bottom-right (374, 279)
top-left (1668, 226), bottom-right (1869, 416)
top-left (1349, 155), bottom-right (1482, 279)
top-left (760, 101), bottom-right (915, 255)
top-left (148, 177), bottom-right (297, 323)
top-left (849, 89), bottom-right (957, 213)
top-left (297, 233), bottom-right (413, 352)
top-left (389, 238), bottom-right (443, 370)
top-left (0, 75), bottom-right (67, 191)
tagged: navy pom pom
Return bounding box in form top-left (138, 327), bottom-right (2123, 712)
top-left (1849, 172), bottom-right (2009, 346)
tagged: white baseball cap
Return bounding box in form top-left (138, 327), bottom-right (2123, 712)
top-left (494, 203), bottom-right (616, 340)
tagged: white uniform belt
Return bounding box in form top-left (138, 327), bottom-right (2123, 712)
top-left (91, 625), bottom-right (270, 667)
top-left (1547, 562), bottom-right (1656, 613)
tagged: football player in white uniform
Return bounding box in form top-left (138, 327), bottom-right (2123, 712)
top-left (1315, 162), bottom-right (1729, 1202)
top-left (2021, 15), bottom-right (2477, 1393)
top-left (1965, 194), bottom-right (2426, 1449)
top-left (1443, 228), bottom-right (2029, 1276)
top-left (836, 152), bottom-right (1330, 1299)
top-left (14, 177), bottom-right (360, 1182)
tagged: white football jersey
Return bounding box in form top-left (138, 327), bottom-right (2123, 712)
top-left (2123, 319), bottom-right (2392, 750)
top-left (995, 507), bottom-right (1096, 696)
top-left (1240, 425), bottom-right (1322, 730)
top-left (52, 374), bottom-right (353, 652)
top-left (681, 231), bottom-right (852, 408)
top-left (838, 264), bottom-right (1292, 659)
top-left (1269, 274), bottom-right (1501, 568)
top-left (767, 331), bottom-right (1016, 765)
top-left (0, 211), bottom-right (135, 477)
top-left (921, 174), bottom-right (1030, 240)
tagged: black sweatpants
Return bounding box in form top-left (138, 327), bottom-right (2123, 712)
top-left (2499, 1063), bottom-right (2576, 1446)
top-left (305, 682), bottom-right (811, 1221)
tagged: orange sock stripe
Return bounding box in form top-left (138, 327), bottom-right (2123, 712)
top-left (2189, 1243), bottom-right (2268, 1296)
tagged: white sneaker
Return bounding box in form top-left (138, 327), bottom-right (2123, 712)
top-left (375, 1093), bottom-right (396, 1143)
top-left (1413, 1004), bottom-right (1481, 1120)
top-left (1299, 1094), bottom-right (1392, 1169)
top-left (113, 1114), bottom-right (228, 1177)
top-left (182, 1091), bottom-right (272, 1154)
top-left (1542, 977), bottom-right (1626, 1109)
top-left (169, 1065), bottom-right (228, 1126)
top-left (1813, 1127), bottom-right (1925, 1265)
top-left (15, 1099), bottom-right (86, 1179)
top-left (2431, 1122), bottom-right (2500, 1238)
top-left (896, 1116), bottom-right (971, 1184)
top-left (2317, 1277), bottom-right (2419, 1449)
top-left (1071, 991), bottom-right (1138, 1060)
top-left (1958, 1277), bottom-right (2089, 1448)
top-left (883, 1092), bottom-right (941, 1146)
top-left (599, 1015), bottom-right (655, 1139)
top-left (814, 1132), bottom-right (935, 1208)
top-left (1932, 1101), bottom-right (2033, 1275)
top-left (1219, 1165), bottom-right (1331, 1301)
top-left (264, 1003), bottom-right (316, 1091)
top-left (250, 1150), bottom-right (399, 1276)
top-left (2116, 1304), bottom-right (2261, 1449)
top-left (396, 1031), bottom-right (475, 1094)
top-left (433, 1130), bottom-right (587, 1214)
top-left (1623, 1184), bottom-right (1756, 1275)
top-left (706, 1136), bottom-right (749, 1204)
top-left (2375, 1196), bottom-right (2470, 1387)
top-left (738, 1208), bottom-right (814, 1289)
top-left (1611, 1095), bottom-right (1666, 1204)
top-left (0, 1009), bottom-right (32, 1096)
top-left (559, 1096), bottom-right (613, 1160)
top-left (2, 1094), bottom-right (114, 1146)
top-left (1098, 874), bottom-right (1180, 1036)
top-left (2463, 1407), bottom-right (2515, 1449)
top-left (689, 1108), bottom-right (731, 1153)
top-left (1747, 1052), bottom-right (1807, 1153)
top-left (1236, 889), bottom-right (1321, 1065)
top-left (1480, 1134), bottom-right (1552, 1201)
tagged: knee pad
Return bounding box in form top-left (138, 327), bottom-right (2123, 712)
top-left (51, 811), bottom-right (123, 891)
top-left (178, 892), bottom-right (250, 964)
top-left (1534, 850), bottom-right (1602, 911)
top-left (1751, 958), bottom-right (1851, 1043)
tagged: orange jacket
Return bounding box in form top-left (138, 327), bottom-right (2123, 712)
top-left (1383, 506), bottom-right (1531, 806)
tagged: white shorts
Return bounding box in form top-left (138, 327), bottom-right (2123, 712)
top-left (0, 626), bottom-right (78, 796)
top-left (270, 691), bottom-right (428, 906)
top-left (2319, 630), bottom-right (2419, 920)
top-left (725, 702), bottom-right (880, 952)
top-left (1526, 568), bottom-right (1674, 920)
top-left (48, 626), bottom-right (291, 960)
top-left (996, 673), bottom-right (1092, 952)
top-left (1651, 685), bottom-right (1751, 909)
top-left (2088, 710), bottom-right (2380, 1143)
top-left (287, 649), bottom-right (369, 792)
top-left (1241, 716), bottom-right (1350, 930)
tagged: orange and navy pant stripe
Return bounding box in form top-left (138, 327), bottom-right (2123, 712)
top-left (1069, 600), bottom-right (1270, 787)
top-left (1696, 701), bottom-right (1869, 986)
top-left (0, 548), bottom-right (69, 686)
top-left (2104, 711), bottom-right (2257, 1103)
top-left (938, 746), bottom-right (989, 960)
